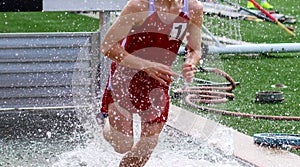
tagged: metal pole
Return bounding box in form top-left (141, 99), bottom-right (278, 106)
top-left (97, 11), bottom-right (112, 104)
top-left (207, 43), bottom-right (300, 55)
top-left (202, 25), bottom-right (222, 47)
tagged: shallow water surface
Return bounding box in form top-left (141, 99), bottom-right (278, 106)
top-left (0, 124), bottom-right (254, 167)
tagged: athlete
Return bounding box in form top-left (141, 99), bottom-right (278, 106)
top-left (98, 0), bottom-right (203, 166)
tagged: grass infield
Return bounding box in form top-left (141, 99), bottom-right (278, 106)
top-left (0, 12), bottom-right (99, 33)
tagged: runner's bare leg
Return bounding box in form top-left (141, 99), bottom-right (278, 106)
top-left (119, 122), bottom-right (165, 167)
top-left (103, 102), bottom-right (134, 154)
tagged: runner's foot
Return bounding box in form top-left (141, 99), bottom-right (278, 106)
top-left (96, 112), bottom-right (108, 127)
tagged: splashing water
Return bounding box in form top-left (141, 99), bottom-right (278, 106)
top-left (0, 122), bottom-right (254, 167)
top-left (50, 115), bottom-right (253, 167)
top-left (50, 14), bottom-right (254, 167)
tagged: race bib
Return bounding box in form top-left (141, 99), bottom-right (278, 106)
top-left (169, 23), bottom-right (187, 40)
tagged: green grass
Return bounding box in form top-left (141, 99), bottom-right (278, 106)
top-left (240, 0), bottom-right (300, 43)
top-left (0, 12), bottom-right (99, 33)
top-left (1, 1), bottom-right (300, 154)
top-left (220, 54), bottom-right (300, 132)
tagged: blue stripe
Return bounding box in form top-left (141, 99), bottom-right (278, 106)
top-left (149, 0), bottom-right (155, 16)
top-left (148, 0), bottom-right (189, 16)
top-left (183, 0), bottom-right (189, 16)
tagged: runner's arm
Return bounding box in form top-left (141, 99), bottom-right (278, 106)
top-left (182, 0), bottom-right (203, 82)
top-left (100, 0), bottom-right (178, 86)
top-left (100, 0), bottom-right (146, 65)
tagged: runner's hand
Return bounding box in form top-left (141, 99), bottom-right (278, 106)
top-left (143, 62), bottom-right (178, 86)
top-left (182, 63), bottom-right (197, 82)
top-left (119, 54), bottom-right (178, 86)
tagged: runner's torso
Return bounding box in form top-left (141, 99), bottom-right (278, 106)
top-left (107, 0), bottom-right (190, 112)
top-left (101, 0), bottom-right (192, 121)
top-left (121, 0), bottom-right (190, 66)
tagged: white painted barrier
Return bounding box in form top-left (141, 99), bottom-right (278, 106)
top-left (43, 0), bottom-right (127, 11)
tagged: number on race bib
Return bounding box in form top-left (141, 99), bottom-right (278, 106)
top-left (169, 23), bottom-right (187, 40)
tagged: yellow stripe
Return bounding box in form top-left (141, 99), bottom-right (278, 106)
top-left (276, 20), bottom-right (296, 37)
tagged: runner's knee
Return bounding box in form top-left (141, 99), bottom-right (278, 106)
top-left (113, 138), bottom-right (134, 154)
top-left (103, 122), bottom-right (134, 154)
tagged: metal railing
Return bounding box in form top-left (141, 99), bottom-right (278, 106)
top-left (0, 32), bottom-right (101, 137)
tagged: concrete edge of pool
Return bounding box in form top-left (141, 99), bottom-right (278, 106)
top-left (168, 105), bottom-right (300, 167)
